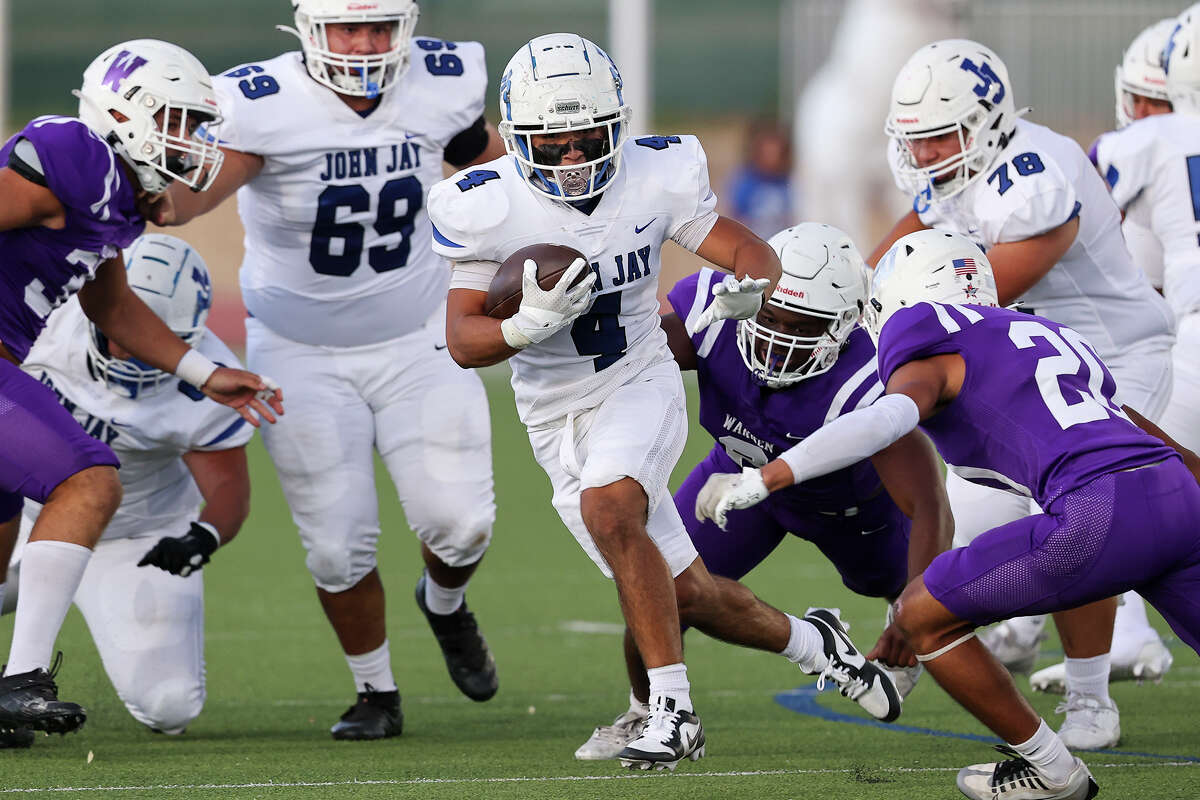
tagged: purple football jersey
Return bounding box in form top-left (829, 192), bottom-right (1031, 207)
top-left (667, 269), bottom-right (886, 511)
top-left (0, 116), bottom-right (143, 361)
top-left (877, 302), bottom-right (1177, 506)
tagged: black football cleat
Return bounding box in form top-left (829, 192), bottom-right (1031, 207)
top-left (330, 684), bottom-right (403, 741)
top-left (0, 727), bottom-right (34, 749)
top-left (415, 574), bottom-right (498, 702)
top-left (0, 653), bottom-right (86, 735)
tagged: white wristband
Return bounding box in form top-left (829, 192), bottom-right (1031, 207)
top-left (192, 520), bottom-right (221, 548)
top-left (499, 317), bottom-right (532, 350)
top-left (175, 349), bottom-right (218, 389)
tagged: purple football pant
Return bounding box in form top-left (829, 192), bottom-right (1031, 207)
top-left (674, 446), bottom-right (910, 597)
top-left (0, 358), bottom-right (118, 517)
top-left (925, 457), bottom-right (1200, 655)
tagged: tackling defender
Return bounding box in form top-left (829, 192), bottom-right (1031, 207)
top-left (869, 38), bottom-right (1176, 749)
top-left (156, 0), bottom-right (507, 739)
top-left (0, 39), bottom-right (281, 737)
top-left (575, 223), bottom-right (950, 760)
top-left (2, 234), bottom-right (253, 745)
top-left (431, 34), bottom-right (893, 771)
top-left (699, 229), bottom-right (1200, 800)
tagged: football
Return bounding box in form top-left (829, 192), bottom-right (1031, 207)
top-left (484, 243), bottom-right (591, 319)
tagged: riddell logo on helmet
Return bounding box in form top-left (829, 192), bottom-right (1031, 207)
top-left (776, 286), bottom-right (806, 299)
top-left (347, 2), bottom-right (379, 9)
top-left (894, 117), bottom-right (920, 124)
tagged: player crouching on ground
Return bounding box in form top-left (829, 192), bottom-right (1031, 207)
top-left (0, 234), bottom-right (254, 747)
top-left (577, 223), bottom-right (945, 760)
top-left (699, 228), bottom-right (1200, 799)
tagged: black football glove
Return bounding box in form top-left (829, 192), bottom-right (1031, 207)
top-left (138, 522), bottom-right (220, 577)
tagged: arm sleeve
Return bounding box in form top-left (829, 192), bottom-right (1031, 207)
top-left (667, 137), bottom-right (719, 245)
top-left (448, 259), bottom-right (500, 292)
top-left (8, 138), bottom-right (46, 186)
top-left (443, 115), bottom-right (489, 167)
top-left (778, 393), bottom-right (920, 485)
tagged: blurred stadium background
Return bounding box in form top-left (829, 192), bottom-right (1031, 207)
top-left (3, 0), bottom-right (1185, 347)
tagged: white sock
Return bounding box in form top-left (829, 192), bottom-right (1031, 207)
top-left (423, 572), bottom-right (466, 615)
top-left (646, 663), bottom-right (692, 712)
top-left (1064, 653), bottom-right (1111, 701)
top-left (1011, 719), bottom-right (1077, 784)
top-left (781, 614), bottom-right (826, 672)
top-left (345, 640), bottom-right (397, 693)
top-left (628, 688), bottom-right (649, 715)
top-left (5, 541), bottom-right (90, 675)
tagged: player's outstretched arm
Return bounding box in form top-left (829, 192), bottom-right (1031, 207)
top-left (446, 287), bottom-right (522, 368)
top-left (985, 216), bottom-right (1079, 305)
top-left (690, 217), bottom-right (781, 333)
top-left (139, 446), bottom-right (250, 577)
top-left (79, 258), bottom-right (283, 426)
top-left (658, 312), bottom-right (698, 370)
top-left (0, 166), bottom-right (65, 232)
top-left (146, 147), bottom-right (264, 226)
top-left (867, 209), bottom-right (927, 268)
top-left (1125, 405), bottom-right (1200, 482)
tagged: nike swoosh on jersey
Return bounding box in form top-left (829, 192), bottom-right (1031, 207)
top-left (634, 218), bottom-right (657, 234)
top-left (434, 344), bottom-right (448, 351)
top-left (784, 432), bottom-right (805, 440)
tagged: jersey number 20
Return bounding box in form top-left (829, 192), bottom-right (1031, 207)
top-left (309, 177), bottom-right (423, 276)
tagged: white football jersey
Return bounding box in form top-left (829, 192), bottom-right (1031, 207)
top-left (20, 301), bottom-right (253, 540)
top-left (429, 135), bottom-right (718, 427)
top-left (1093, 113), bottom-right (1200, 318)
top-left (897, 118), bottom-right (1175, 358)
top-left (213, 39), bottom-right (488, 347)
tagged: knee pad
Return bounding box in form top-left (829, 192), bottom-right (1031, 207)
top-left (304, 535), bottom-right (377, 594)
top-left (131, 678), bottom-right (204, 734)
top-left (420, 517), bottom-right (493, 569)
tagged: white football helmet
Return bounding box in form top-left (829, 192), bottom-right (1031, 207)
top-left (885, 39), bottom-right (1022, 202)
top-left (1115, 18), bottom-right (1175, 128)
top-left (75, 40), bottom-right (223, 195)
top-left (1165, 4), bottom-right (1200, 117)
top-left (282, 0), bottom-right (419, 99)
top-left (498, 33), bottom-right (632, 202)
top-left (88, 233), bottom-right (213, 399)
top-left (864, 229), bottom-right (998, 344)
top-left (737, 223), bottom-right (868, 388)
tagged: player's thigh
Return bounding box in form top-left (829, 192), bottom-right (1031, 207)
top-left (673, 447), bottom-right (784, 581)
top-left (1106, 334), bottom-right (1174, 422)
top-left (246, 318), bottom-right (380, 530)
top-left (0, 360), bottom-right (118, 504)
top-left (800, 495), bottom-right (910, 599)
top-left (578, 364), bottom-right (688, 515)
top-left (529, 420), bottom-right (697, 580)
top-left (375, 344), bottom-right (495, 566)
top-left (946, 470), bottom-right (1035, 547)
top-left (73, 536), bottom-right (205, 722)
top-left (1157, 312), bottom-right (1200, 451)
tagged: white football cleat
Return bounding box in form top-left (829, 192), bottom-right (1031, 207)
top-left (803, 607), bottom-right (902, 722)
top-left (978, 617), bottom-right (1047, 675)
top-left (574, 706), bottom-right (647, 760)
top-left (1031, 639), bottom-right (1174, 694)
top-left (617, 696), bottom-right (704, 771)
top-left (1055, 692), bottom-right (1120, 750)
top-left (956, 747), bottom-right (1099, 799)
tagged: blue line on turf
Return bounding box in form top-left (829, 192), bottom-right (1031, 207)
top-left (774, 684), bottom-right (1200, 763)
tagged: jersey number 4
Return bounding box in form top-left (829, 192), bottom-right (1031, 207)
top-left (571, 292), bottom-right (627, 371)
top-left (309, 177), bottom-right (423, 276)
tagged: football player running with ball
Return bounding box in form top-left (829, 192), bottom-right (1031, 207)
top-left (869, 39), bottom-right (1176, 750)
top-left (0, 40), bottom-right (281, 738)
top-left (432, 33), bottom-right (894, 771)
top-left (2, 234), bottom-right (253, 747)
top-left (575, 223), bottom-right (950, 760)
top-left (155, 0), bottom-right (508, 740)
top-left (699, 229), bottom-right (1200, 800)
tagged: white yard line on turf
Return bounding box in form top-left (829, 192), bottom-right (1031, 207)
top-left (2, 762), bottom-right (1197, 794)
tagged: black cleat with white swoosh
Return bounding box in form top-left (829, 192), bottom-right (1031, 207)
top-left (617, 696), bottom-right (705, 771)
top-left (803, 607), bottom-right (902, 723)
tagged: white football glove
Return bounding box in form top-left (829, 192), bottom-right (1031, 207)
top-left (500, 257), bottom-right (597, 349)
top-left (688, 274), bottom-right (771, 335)
top-left (694, 466), bottom-right (770, 530)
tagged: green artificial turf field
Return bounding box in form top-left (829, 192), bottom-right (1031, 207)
top-left (2, 372), bottom-right (1197, 798)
